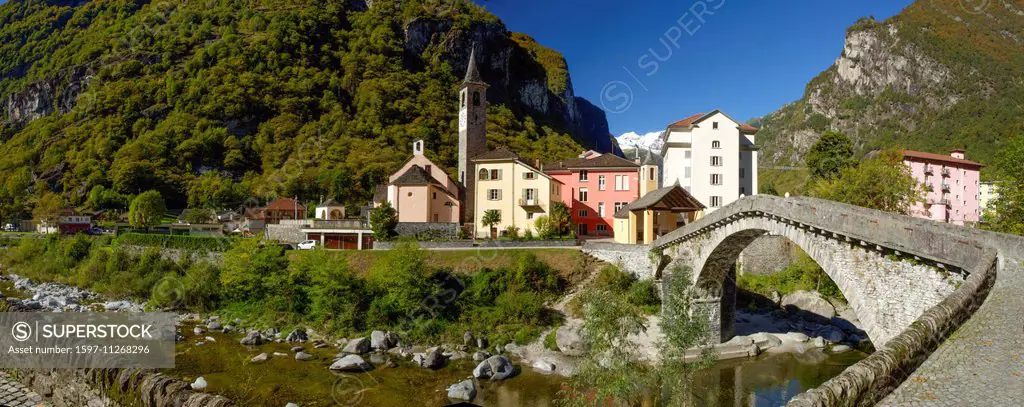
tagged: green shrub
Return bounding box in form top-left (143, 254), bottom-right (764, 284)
top-left (115, 233), bottom-right (234, 252)
top-left (595, 264), bottom-right (634, 292)
top-left (543, 327), bottom-right (559, 350)
top-left (625, 279), bottom-right (661, 313)
top-left (503, 225), bottom-right (521, 240)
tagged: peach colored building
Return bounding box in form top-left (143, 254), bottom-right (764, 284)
top-left (382, 140), bottom-right (461, 224)
top-left (902, 149), bottom-right (983, 226)
top-left (473, 147), bottom-right (563, 238)
top-left (544, 150), bottom-right (644, 238)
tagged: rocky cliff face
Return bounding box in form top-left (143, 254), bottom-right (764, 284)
top-left (757, 0), bottom-right (1024, 167)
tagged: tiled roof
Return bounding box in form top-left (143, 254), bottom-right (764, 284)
top-left (392, 165), bottom-right (444, 186)
top-left (902, 150), bottom-right (984, 168)
top-left (544, 153), bottom-right (639, 171)
top-left (317, 198), bottom-right (343, 207)
top-left (667, 113), bottom-right (706, 128)
top-left (613, 184), bottom-right (705, 219)
top-left (265, 198), bottom-right (305, 211)
top-left (666, 110), bottom-right (759, 134)
top-left (472, 147), bottom-right (519, 161)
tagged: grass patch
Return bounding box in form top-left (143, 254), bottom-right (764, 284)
top-left (737, 249), bottom-right (845, 303)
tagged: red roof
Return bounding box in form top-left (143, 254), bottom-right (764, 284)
top-left (667, 113), bottom-right (706, 128)
top-left (902, 150), bottom-right (984, 168)
top-left (667, 111), bottom-right (759, 133)
top-left (265, 198), bottom-right (306, 211)
top-left (738, 123), bottom-right (759, 133)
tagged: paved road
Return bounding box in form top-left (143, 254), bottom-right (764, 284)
top-left (879, 254), bottom-right (1024, 406)
top-left (0, 372), bottom-right (47, 407)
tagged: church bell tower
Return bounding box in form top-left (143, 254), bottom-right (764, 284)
top-left (458, 47), bottom-right (488, 223)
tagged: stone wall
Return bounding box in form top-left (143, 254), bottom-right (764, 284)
top-left (374, 239), bottom-right (579, 250)
top-left (11, 368), bottom-right (233, 407)
top-left (265, 224), bottom-right (306, 243)
top-left (394, 222), bottom-right (458, 238)
top-left (582, 242), bottom-right (656, 280)
top-left (737, 235), bottom-right (796, 275)
top-left (119, 245), bottom-right (224, 265)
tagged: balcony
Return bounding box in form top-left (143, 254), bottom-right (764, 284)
top-left (941, 167), bottom-right (951, 177)
top-left (941, 183), bottom-right (951, 192)
top-left (939, 199), bottom-right (951, 207)
top-left (519, 197), bottom-right (541, 207)
top-left (924, 165), bottom-right (934, 175)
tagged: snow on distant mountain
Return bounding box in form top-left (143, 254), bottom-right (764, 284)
top-left (616, 131), bottom-right (664, 152)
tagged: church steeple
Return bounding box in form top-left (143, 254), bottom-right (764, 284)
top-left (458, 45), bottom-right (489, 224)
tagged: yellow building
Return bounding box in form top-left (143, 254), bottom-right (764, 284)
top-left (473, 147), bottom-right (563, 238)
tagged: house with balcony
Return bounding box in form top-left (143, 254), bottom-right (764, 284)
top-left (544, 150), bottom-right (648, 238)
top-left (902, 149), bottom-right (983, 226)
top-left (473, 147), bottom-right (563, 238)
top-left (261, 198), bottom-right (306, 225)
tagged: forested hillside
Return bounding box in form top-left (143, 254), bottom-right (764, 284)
top-left (756, 0), bottom-right (1024, 173)
top-left (0, 0), bottom-right (616, 220)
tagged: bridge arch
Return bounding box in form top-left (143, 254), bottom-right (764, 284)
top-left (655, 197), bottom-right (969, 348)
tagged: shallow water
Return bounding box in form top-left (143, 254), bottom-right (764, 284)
top-left (168, 323), bottom-right (866, 407)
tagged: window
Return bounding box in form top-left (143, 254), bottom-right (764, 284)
top-left (488, 189), bottom-right (502, 201)
top-left (461, 93), bottom-right (465, 107)
top-left (478, 168), bottom-right (489, 181)
top-left (598, 202), bottom-right (606, 217)
top-left (711, 174), bottom-right (723, 185)
top-left (685, 167), bottom-right (691, 178)
top-left (712, 121), bottom-right (719, 129)
top-left (712, 140), bottom-right (721, 149)
top-left (490, 169), bottom-right (501, 180)
top-left (614, 202), bottom-right (627, 213)
top-left (527, 212), bottom-right (535, 220)
top-left (523, 188), bottom-right (536, 201)
top-left (596, 224), bottom-right (608, 232)
top-left (711, 156), bottom-right (723, 166)
top-left (523, 172), bottom-right (536, 180)
top-left (613, 175), bottom-right (630, 191)
top-left (598, 175), bottom-right (606, 190)
top-left (473, 91), bottom-right (481, 106)
top-left (432, 192), bottom-right (437, 200)
top-left (648, 168), bottom-right (656, 181)
top-left (685, 150), bottom-right (692, 159)
top-left (578, 188), bottom-right (588, 202)
top-left (461, 171), bottom-right (465, 183)
top-left (740, 168), bottom-right (745, 179)
top-left (579, 210), bottom-right (588, 218)
top-left (710, 196), bottom-right (722, 207)
top-left (579, 170), bottom-right (589, 182)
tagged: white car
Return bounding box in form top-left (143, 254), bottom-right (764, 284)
top-left (297, 240), bottom-right (318, 250)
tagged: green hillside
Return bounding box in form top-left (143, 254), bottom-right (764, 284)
top-left (0, 0), bottom-right (603, 221)
top-left (756, 0), bottom-right (1024, 175)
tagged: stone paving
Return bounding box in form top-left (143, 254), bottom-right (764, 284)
top-left (0, 372), bottom-right (48, 407)
top-left (879, 256), bottom-right (1024, 406)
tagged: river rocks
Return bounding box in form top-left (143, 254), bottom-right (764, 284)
top-left (295, 351), bottom-right (314, 361)
top-left (555, 323), bottom-right (590, 356)
top-left (240, 331), bottom-right (264, 346)
top-left (251, 353), bottom-right (269, 363)
top-left (810, 337), bottom-right (828, 348)
top-left (370, 330), bottom-right (399, 350)
top-left (191, 376), bottom-right (207, 390)
top-left (205, 336), bottom-right (216, 342)
top-left (818, 326), bottom-right (846, 343)
top-left (750, 333), bottom-right (782, 351)
top-left (778, 332), bottom-right (810, 343)
top-left (831, 344), bottom-right (853, 353)
top-left (476, 337), bottom-right (488, 349)
top-left (343, 337), bottom-right (371, 354)
top-left (446, 350), bottom-right (468, 361)
top-left (330, 355), bottom-right (373, 372)
top-left (207, 321), bottom-right (223, 331)
top-left (413, 347), bottom-right (446, 369)
top-left (193, 326), bottom-right (204, 335)
top-left (447, 379), bottom-right (477, 401)
top-left (473, 355), bottom-right (515, 381)
top-left (532, 359), bottom-right (556, 372)
top-left (463, 331), bottom-right (475, 347)
top-left (723, 335), bottom-right (754, 347)
top-left (473, 351), bottom-right (490, 361)
top-left (286, 329), bottom-right (308, 343)
top-left (103, 300), bottom-right (132, 311)
top-left (368, 353), bottom-right (388, 365)
top-left (781, 291), bottom-right (836, 323)
top-left (770, 291), bottom-right (782, 305)
top-left (286, 403), bottom-right (298, 407)
top-left (273, 352), bottom-right (288, 357)
top-left (291, 346), bottom-right (304, 353)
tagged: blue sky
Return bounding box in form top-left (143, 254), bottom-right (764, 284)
top-left (474, 0), bottom-right (913, 135)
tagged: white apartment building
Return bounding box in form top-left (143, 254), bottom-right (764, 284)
top-left (659, 110), bottom-right (759, 213)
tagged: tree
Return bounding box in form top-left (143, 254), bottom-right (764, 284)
top-left (128, 190), bottom-right (167, 230)
top-left (549, 201), bottom-right (572, 237)
top-left (983, 134), bottom-right (1024, 235)
top-left (809, 150), bottom-right (923, 214)
top-left (806, 131), bottom-right (856, 180)
top-left (369, 201), bottom-right (398, 241)
top-left (481, 209), bottom-right (501, 239)
top-left (183, 208), bottom-right (216, 224)
top-left (32, 192), bottom-right (65, 227)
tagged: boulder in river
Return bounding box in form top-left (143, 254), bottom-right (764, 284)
top-left (207, 321), bottom-right (223, 331)
top-left (472, 351), bottom-right (490, 362)
top-left (295, 351), bottom-right (314, 361)
top-left (447, 379), bottom-right (477, 401)
top-left (286, 329), bottom-right (308, 343)
top-left (330, 355), bottom-right (373, 372)
top-left (781, 291), bottom-right (836, 323)
top-left (414, 347), bottom-right (446, 369)
top-left (555, 323), bottom-right (590, 356)
top-left (342, 337), bottom-right (371, 354)
top-left (532, 359), bottom-right (556, 372)
top-left (463, 331), bottom-right (475, 347)
top-left (473, 355), bottom-right (515, 381)
top-left (240, 331), bottom-right (264, 346)
top-left (251, 353), bottom-right (269, 363)
top-left (370, 330), bottom-right (398, 350)
top-left (191, 376), bottom-right (207, 390)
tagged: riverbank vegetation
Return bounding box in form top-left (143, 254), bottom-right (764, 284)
top-left (737, 249), bottom-right (845, 303)
top-left (0, 236), bottom-right (573, 346)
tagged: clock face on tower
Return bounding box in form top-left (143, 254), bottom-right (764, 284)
top-left (459, 110), bottom-right (467, 129)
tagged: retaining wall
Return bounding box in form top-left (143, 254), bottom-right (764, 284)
top-left (581, 242), bottom-right (656, 280)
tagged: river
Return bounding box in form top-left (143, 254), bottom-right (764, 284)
top-left (169, 322), bottom-right (867, 407)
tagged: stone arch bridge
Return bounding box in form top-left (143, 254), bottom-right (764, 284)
top-left (651, 195), bottom-right (1024, 406)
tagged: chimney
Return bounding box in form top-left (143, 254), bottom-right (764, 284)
top-left (950, 149), bottom-right (965, 160)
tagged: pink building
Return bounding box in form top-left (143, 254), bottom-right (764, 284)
top-left (545, 151), bottom-right (641, 237)
top-left (902, 149), bottom-right (983, 226)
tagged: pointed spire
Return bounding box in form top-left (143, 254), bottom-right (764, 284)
top-left (642, 151), bottom-right (657, 166)
top-left (464, 47), bottom-right (484, 84)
